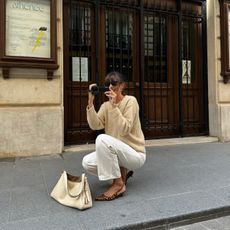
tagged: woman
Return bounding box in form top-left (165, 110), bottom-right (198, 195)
top-left (82, 71), bottom-right (146, 201)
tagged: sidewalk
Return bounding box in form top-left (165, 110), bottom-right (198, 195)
top-left (1, 139), bottom-right (230, 229)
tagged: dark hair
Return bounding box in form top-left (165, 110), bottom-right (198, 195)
top-left (105, 71), bottom-right (126, 95)
top-left (105, 71), bottom-right (125, 83)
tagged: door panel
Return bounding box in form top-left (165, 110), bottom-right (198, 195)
top-left (64, 2), bottom-right (97, 144)
top-left (143, 13), bottom-right (179, 137)
top-left (181, 14), bottom-right (206, 135)
top-left (105, 7), bottom-right (139, 100)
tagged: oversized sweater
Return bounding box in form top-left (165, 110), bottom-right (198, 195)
top-left (86, 95), bottom-right (146, 153)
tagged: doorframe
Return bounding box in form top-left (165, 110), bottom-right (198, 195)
top-left (63, 0), bottom-right (209, 145)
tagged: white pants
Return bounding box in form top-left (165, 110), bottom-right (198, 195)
top-left (82, 134), bottom-right (146, 181)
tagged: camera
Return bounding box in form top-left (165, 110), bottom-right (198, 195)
top-left (89, 85), bottom-right (110, 95)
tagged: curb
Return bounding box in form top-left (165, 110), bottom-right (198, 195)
top-left (114, 206), bottom-right (230, 230)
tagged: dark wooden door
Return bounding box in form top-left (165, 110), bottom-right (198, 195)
top-left (64, 1), bottom-right (97, 144)
top-left (181, 15), bottom-right (207, 135)
top-left (64, 0), bottom-right (208, 145)
top-left (64, 1), bottom-right (141, 144)
top-left (142, 12), bottom-right (180, 138)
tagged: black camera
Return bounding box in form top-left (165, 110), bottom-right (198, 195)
top-left (89, 85), bottom-right (110, 95)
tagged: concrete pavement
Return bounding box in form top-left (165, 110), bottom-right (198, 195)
top-left (0, 139), bottom-right (230, 229)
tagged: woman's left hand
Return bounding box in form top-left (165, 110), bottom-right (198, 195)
top-left (104, 86), bottom-right (117, 106)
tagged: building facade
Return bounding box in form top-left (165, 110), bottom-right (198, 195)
top-left (0, 0), bottom-right (229, 157)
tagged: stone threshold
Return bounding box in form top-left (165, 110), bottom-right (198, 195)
top-left (64, 136), bottom-right (219, 153)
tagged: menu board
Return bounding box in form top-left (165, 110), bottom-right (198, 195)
top-left (5, 0), bottom-right (51, 58)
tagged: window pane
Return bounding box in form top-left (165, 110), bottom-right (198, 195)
top-left (182, 19), bottom-right (195, 84)
top-left (106, 9), bottom-right (133, 81)
top-left (69, 5), bottom-right (92, 82)
top-left (144, 14), bottom-right (167, 83)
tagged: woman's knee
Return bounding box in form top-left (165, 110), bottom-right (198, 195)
top-left (82, 153), bottom-right (98, 176)
top-left (96, 134), bottom-right (113, 151)
top-left (96, 134), bottom-right (108, 146)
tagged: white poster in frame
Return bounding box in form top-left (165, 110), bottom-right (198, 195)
top-left (182, 60), bottom-right (191, 84)
top-left (5, 0), bottom-right (51, 58)
top-left (72, 57), bottom-right (88, 82)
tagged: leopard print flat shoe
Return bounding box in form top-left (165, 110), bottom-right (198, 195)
top-left (95, 192), bottom-right (124, 201)
top-left (95, 186), bottom-right (126, 201)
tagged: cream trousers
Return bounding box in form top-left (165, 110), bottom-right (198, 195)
top-left (82, 134), bottom-right (146, 181)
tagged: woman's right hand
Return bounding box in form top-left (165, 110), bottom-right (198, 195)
top-left (88, 83), bottom-right (96, 108)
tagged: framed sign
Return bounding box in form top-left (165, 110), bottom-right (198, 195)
top-left (182, 60), bottom-right (191, 84)
top-left (0, 0), bottom-right (58, 79)
top-left (219, 0), bottom-right (230, 83)
top-left (72, 57), bottom-right (88, 82)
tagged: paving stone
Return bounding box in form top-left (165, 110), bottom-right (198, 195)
top-left (0, 190), bottom-right (10, 224)
top-left (170, 227), bottom-right (186, 230)
top-left (62, 151), bottom-right (86, 160)
top-left (215, 215), bottom-right (230, 229)
top-left (11, 161), bottom-right (43, 189)
top-left (9, 184), bottom-right (50, 222)
top-left (209, 186), bottom-right (230, 205)
top-left (0, 163), bottom-right (14, 191)
top-left (40, 158), bottom-right (66, 192)
top-left (170, 216), bottom-right (230, 230)
top-left (183, 223), bottom-right (207, 230)
top-left (200, 219), bottom-right (223, 230)
top-left (0, 215), bottom-right (85, 230)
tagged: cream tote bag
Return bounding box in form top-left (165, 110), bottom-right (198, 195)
top-left (50, 171), bottom-right (92, 210)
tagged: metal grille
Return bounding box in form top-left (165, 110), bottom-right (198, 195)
top-left (64, 1), bottom-right (96, 144)
top-left (106, 8), bottom-right (133, 81)
top-left (181, 15), bottom-right (205, 133)
top-left (144, 14), bottom-right (167, 83)
top-left (69, 4), bottom-right (92, 82)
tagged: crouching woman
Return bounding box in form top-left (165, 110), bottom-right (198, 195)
top-left (82, 71), bottom-right (146, 201)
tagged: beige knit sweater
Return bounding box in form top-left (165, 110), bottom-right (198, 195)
top-left (86, 95), bottom-right (146, 153)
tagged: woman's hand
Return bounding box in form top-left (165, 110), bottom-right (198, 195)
top-left (104, 86), bottom-right (117, 106)
top-left (88, 84), bottom-right (96, 108)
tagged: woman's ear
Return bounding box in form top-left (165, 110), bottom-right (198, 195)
top-left (120, 82), bottom-right (126, 93)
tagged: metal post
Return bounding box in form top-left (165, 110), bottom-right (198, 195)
top-left (95, 0), bottom-right (100, 110)
top-left (202, 0), bottom-right (209, 134)
top-left (177, 0), bottom-right (184, 136)
top-left (139, 0), bottom-right (145, 127)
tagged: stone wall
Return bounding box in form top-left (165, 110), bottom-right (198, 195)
top-left (207, 0), bottom-right (230, 142)
top-left (0, 1), bottom-right (64, 157)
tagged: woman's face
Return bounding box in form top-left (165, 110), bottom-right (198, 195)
top-left (104, 78), bottom-right (124, 95)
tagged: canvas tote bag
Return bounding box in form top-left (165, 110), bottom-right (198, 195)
top-left (50, 171), bottom-right (92, 210)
